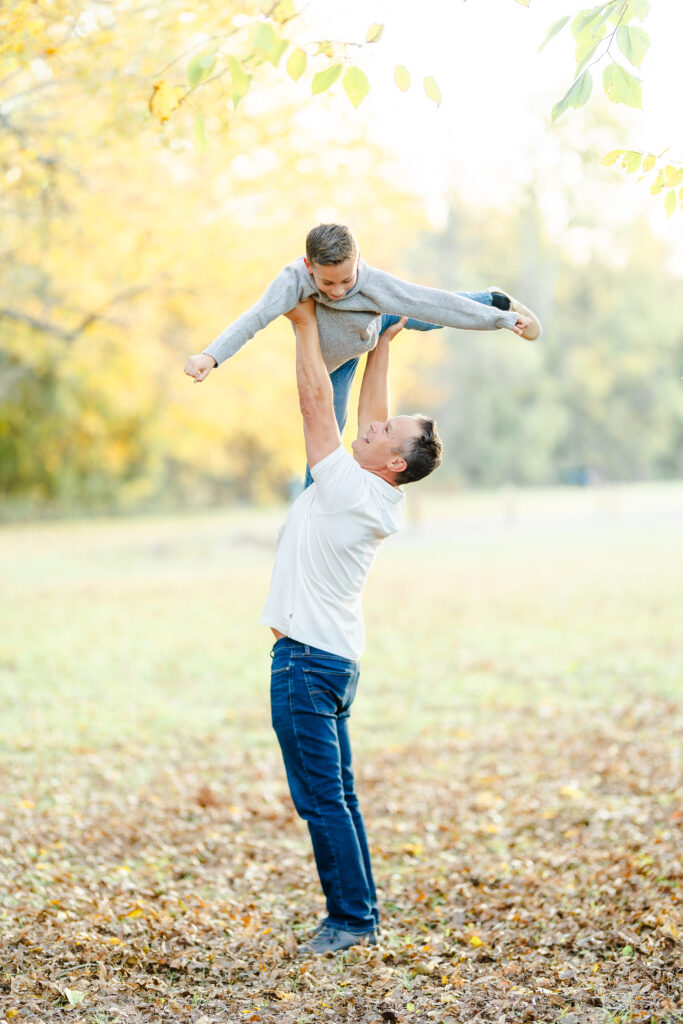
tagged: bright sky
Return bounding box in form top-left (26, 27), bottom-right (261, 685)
top-left (299, 0), bottom-right (683, 267)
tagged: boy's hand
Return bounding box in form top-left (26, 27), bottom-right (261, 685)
top-left (511, 314), bottom-right (532, 337)
top-left (284, 298), bottom-right (316, 325)
top-left (184, 353), bottom-right (217, 382)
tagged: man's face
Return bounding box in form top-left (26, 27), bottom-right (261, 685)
top-left (351, 415), bottom-right (422, 476)
top-left (306, 255), bottom-right (358, 301)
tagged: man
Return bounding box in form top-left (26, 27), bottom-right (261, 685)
top-left (262, 298), bottom-right (442, 954)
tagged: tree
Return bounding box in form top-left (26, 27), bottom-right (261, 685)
top-left (0, 2), bottom-right (429, 508)
top-left (516, 0), bottom-right (683, 215)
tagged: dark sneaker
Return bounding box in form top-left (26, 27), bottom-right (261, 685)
top-left (299, 924), bottom-right (378, 954)
top-left (488, 286), bottom-right (542, 341)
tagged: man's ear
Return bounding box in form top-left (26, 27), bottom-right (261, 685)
top-left (387, 453), bottom-right (407, 474)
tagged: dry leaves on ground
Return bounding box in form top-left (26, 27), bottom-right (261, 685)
top-left (1, 697), bottom-right (681, 1023)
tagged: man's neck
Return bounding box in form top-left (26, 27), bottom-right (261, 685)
top-left (363, 465), bottom-right (398, 487)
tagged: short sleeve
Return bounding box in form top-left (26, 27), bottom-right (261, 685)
top-left (310, 445), bottom-right (369, 513)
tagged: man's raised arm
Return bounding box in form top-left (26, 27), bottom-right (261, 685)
top-left (285, 299), bottom-right (341, 469)
top-left (357, 316), bottom-right (407, 434)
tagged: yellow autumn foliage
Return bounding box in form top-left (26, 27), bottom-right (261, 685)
top-left (149, 81), bottom-right (186, 123)
top-left (0, 0), bottom-right (433, 507)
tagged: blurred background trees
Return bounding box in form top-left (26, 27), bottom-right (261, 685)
top-left (1, 1), bottom-right (681, 513)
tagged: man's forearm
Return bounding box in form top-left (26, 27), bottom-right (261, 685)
top-left (293, 313), bottom-right (334, 418)
top-left (286, 303), bottom-right (341, 468)
top-left (357, 336), bottom-right (390, 427)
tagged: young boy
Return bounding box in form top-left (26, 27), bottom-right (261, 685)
top-left (184, 224), bottom-right (539, 477)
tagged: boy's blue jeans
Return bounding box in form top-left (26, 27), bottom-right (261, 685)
top-left (303, 293), bottom-right (492, 487)
top-left (270, 636), bottom-right (377, 933)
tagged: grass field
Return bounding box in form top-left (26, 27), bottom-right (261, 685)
top-left (1, 484), bottom-right (681, 1023)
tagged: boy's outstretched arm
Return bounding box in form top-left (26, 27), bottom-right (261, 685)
top-left (184, 263), bottom-right (307, 383)
top-left (368, 269), bottom-right (531, 336)
top-left (285, 299), bottom-right (341, 470)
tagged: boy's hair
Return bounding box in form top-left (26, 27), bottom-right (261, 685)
top-left (394, 415), bottom-right (443, 485)
top-left (306, 224), bottom-right (358, 266)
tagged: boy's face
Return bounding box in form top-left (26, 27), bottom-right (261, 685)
top-left (305, 254), bottom-right (358, 301)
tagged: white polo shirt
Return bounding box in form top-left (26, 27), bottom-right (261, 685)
top-left (261, 445), bottom-right (405, 661)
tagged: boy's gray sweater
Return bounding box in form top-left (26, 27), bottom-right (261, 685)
top-left (203, 257), bottom-right (518, 373)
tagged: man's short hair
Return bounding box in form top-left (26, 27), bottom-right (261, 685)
top-left (394, 415), bottom-right (443, 485)
top-left (306, 224), bottom-right (358, 266)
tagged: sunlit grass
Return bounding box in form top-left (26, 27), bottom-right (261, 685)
top-left (1, 483), bottom-right (681, 794)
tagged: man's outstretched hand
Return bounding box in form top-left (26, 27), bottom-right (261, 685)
top-left (184, 353), bottom-right (217, 382)
top-left (379, 316), bottom-right (408, 342)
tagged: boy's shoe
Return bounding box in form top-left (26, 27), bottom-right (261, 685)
top-left (299, 924), bottom-right (378, 954)
top-left (488, 286), bottom-right (542, 341)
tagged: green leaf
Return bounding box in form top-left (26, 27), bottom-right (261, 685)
top-left (551, 70), bottom-right (592, 120)
top-left (311, 63), bottom-right (342, 95)
top-left (617, 25), bottom-right (649, 68)
top-left (603, 62), bottom-right (642, 108)
top-left (229, 56), bottom-right (250, 108)
top-left (342, 66), bottom-right (369, 108)
top-left (664, 165), bottom-right (683, 187)
top-left (601, 148), bottom-right (626, 166)
top-left (394, 65), bottom-right (411, 91)
top-left (248, 23), bottom-right (288, 66)
top-left (572, 6), bottom-right (610, 73)
top-left (575, 39), bottom-right (603, 77)
top-left (194, 113), bottom-right (206, 153)
top-left (186, 51), bottom-right (216, 89)
top-left (665, 189), bottom-right (677, 216)
top-left (269, 37), bottom-right (289, 67)
top-left (539, 16), bottom-right (570, 53)
top-left (250, 22), bottom-right (278, 57)
top-left (622, 150), bottom-right (642, 173)
top-left (366, 23), bottom-right (384, 43)
top-left (65, 990), bottom-right (85, 1005)
top-left (650, 169), bottom-right (666, 195)
top-left (514, 0), bottom-right (530, 6)
top-left (608, 1), bottom-right (628, 25)
top-left (642, 153), bottom-right (656, 172)
top-left (286, 47), bottom-right (307, 82)
top-left (424, 76), bottom-right (441, 107)
top-left (629, 0), bottom-right (650, 19)
top-left (575, 23), bottom-right (606, 69)
top-left (572, 6), bottom-right (608, 39)
top-left (316, 40), bottom-right (334, 58)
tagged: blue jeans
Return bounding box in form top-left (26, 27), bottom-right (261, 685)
top-left (303, 294), bottom-right (493, 487)
top-left (270, 637), bottom-right (377, 933)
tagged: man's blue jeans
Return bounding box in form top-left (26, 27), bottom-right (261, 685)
top-left (303, 294), bottom-right (493, 488)
top-left (270, 636), bottom-right (377, 934)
